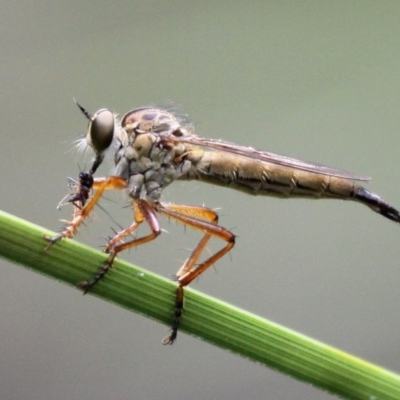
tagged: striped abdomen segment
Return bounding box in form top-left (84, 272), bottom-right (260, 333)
top-left (184, 150), bottom-right (358, 199)
top-left (183, 150), bottom-right (400, 223)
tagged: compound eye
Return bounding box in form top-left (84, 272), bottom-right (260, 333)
top-left (87, 109), bottom-right (114, 154)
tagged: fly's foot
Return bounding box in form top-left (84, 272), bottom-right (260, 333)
top-left (76, 280), bottom-right (90, 294)
top-left (77, 254), bottom-right (116, 293)
top-left (162, 286), bottom-right (184, 345)
top-left (43, 219), bottom-right (77, 251)
top-left (161, 310), bottom-right (181, 345)
top-left (162, 331), bottom-right (177, 345)
top-left (43, 233), bottom-right (65, 251)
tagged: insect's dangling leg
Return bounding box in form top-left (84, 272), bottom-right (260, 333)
top-left (44, 176), bottom-right (127, 250)
top-left (77, 199), bottom-right (161, 293)
top-left (56, 172), bottom-right (92, 214)
top-left (70, 172), bottom-right (94, 206)
top-left (155, 203), bottom-right (235, 345)
top-left (59, 172), bottom-right (94, 221)
top-left (67, 153), bottom-right (104, 216)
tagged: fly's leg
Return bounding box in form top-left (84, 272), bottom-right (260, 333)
top-left (155, 203), bottom-right (236, 345)
top-left (77, 199), bottom-right (161, 293)
top-left (44, 176), bottom-right (127, 250)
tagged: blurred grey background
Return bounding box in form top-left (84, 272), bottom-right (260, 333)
top-left (1, 2), bottom-right (400, 399)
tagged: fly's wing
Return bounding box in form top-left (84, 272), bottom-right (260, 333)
top-left (177, 136), bottom-right (371, 182)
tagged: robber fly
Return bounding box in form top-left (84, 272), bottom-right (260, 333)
top-left (45, 101), bottom-right (400, 344)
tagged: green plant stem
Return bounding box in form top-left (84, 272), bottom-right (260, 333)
top-left (1, 209), bottom-right (400, 399)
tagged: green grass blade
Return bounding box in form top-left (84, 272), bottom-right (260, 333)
top-left (1, 209), bottom-right (400, 399)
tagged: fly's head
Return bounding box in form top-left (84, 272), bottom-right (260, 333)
top-left (74, 101), bottom-right (193, 175)
top-left (74, 99), bottom-right (117, 174)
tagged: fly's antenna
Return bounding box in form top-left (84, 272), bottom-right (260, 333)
top-left (73, 97), bottom-right (93, 121)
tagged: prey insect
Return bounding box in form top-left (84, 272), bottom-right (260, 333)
top-left (45, 101), bottom-right (400, 344)
top-left (56, 172), bottom-right (94, 210)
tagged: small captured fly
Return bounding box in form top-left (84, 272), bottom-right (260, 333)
top-left (45, 100), bottom-right (400, 344)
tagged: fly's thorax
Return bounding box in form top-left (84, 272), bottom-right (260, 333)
top-left (113, 106), bottom-right (193, 171)
top-left (112, 108), bottom-right (194, 202)
top-left (120, 107), bottom-right (191, 138)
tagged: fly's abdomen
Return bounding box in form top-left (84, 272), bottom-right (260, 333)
top-left (186, 150), bottom-right (357, 199)
top-left (183, 150), bottom-right (400, 224)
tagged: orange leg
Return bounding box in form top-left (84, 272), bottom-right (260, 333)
top-left (77, 199), bottom-right (161, 293)
top-left (44, 176), bottom-right (127, 250)
top-left (46, 176), bottom-right (235, 344)
top-left (155, 203), bottom-right (236, 344)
